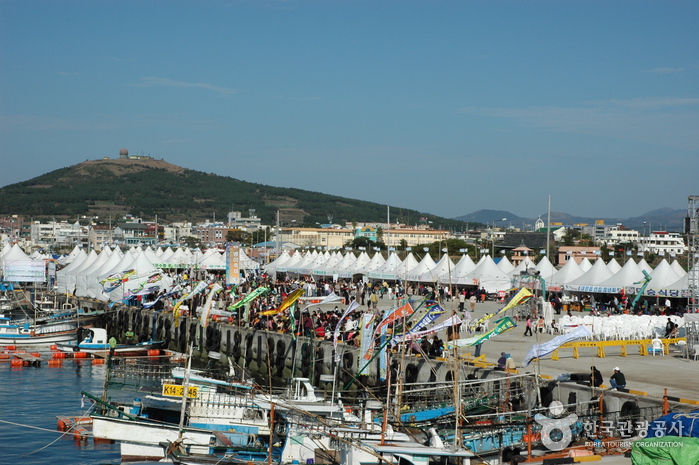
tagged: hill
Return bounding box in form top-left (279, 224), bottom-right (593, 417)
top-left (0, 158), bottom-right (471, 229)
top-left (456, 208), bottom-right (686, 231)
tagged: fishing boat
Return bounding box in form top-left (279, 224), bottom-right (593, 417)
top-left (56, 328), bottom-right (162, 357)
top-left (0, 316), bottom-right (77, 346)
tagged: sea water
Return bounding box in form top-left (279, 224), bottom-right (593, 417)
top-left (0, 353), bottom-right (121, 465)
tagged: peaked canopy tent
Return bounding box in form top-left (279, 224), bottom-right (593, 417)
top-left (55, 249), bottom-right (88, 294)
top-left (456, 256), bottom-right (511, 293)
top-left (0, 243), bottom-right (46, 283)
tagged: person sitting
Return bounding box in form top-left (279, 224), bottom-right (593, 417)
top-left (590, 366), bottom-right (603, 388)
top-left (497, 352), bottom-right (507, 370)
top-left (609, 367), bottom-right (626, 390)
top-left (505, 354), bottom-right (516, 372)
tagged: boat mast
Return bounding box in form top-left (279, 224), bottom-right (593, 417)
top-left (177, 342), bottom-right (195, 435)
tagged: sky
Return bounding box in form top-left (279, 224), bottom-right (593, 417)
top-left (1, 0), bottom-right (697, 220)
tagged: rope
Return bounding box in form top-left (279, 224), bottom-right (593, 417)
top-left (16, 402), bottom-right (96, 458)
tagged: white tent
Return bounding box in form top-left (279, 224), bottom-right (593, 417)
top-left (406, 253), bottom-right (437, 282)
top-left (508, 257), bottom-right (536, 278)
top-left (61, 250), bottom-right (99, 295)
top-left (548, 258), bottom-right (584, 289)
top-left (565, 258), bottom-right (614, 291)
top-left (265, 250), bottom-right (293, 275)
top-left (496, 256), bottom-right (515, 275)
top-left (535, 256), bottom-right (557, 282)
top-left (367, 252), bottom-right (406, 281)
top-left (606, 258), bottom-right (622, 274)
top-left (75, 248), bottom-right (113, 297)
top-left (457, 255), bottom-right (510, 292)
top-left (596, 259), bottom-right (646, 294)
top-left (107, 251), bottom-right (172, 302)
top-left (449, 254), bottom-right (479, 284)
top-left (0, 244), bottom-right (45, 283)
top-left (55, 249), bottom-right (88, 294)
top-left (411, 253), bottom-right (454, 283)
top-left (578, 258), bottom-right (593, 272)
top-left (334, 253), bottom-right (359, 279)
top-left (353, 251), bottom-right (384, 276)
top-left (85, 248), bottom-right (128, 299)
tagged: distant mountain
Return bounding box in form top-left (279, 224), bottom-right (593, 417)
top-left (0, 158), bottom-right (470, 229)
top-left (455, 208), bottom-right (686, 231)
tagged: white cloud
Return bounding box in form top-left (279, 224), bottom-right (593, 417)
top-left (643, 67), bottom-right (684, 74)
top-left (136, 76), bottom-right (238, 96)
top-left (457, 97), bottom-right (699, 150)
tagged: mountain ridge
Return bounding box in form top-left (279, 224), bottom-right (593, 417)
top-left (455, 208), bottom-right (686, 231)
top-left (0, 158), bottom-right (468, 229)
top-left (0, 158), bottom-right (686, 231)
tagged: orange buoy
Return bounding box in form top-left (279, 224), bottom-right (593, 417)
top-left (50, 344), bottom-right (58, 350)
top-left (147, 349), bottom-right (160, 357)
top-left (92, 358), bottom-right (105, 365)
top-left (53, 352), bottom-right (66, 359)
top-left (30, 352), bottom-right (41, 358)
top-left (48, 359), bottom-right (62, 367)
top-left (73, 352), bottom-right (88, 359)
top-left (10, 359), bottom-right (23, 367)
top-left (5, 345), bottom-right (17, 351)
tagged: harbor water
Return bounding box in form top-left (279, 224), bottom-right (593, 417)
top-left (0, 353), bottom-right (121, 465)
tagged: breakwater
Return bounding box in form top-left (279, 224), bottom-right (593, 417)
top-left (45, 293), bottom-right (693, 419)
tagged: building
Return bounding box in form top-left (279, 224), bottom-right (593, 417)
top-left (227, 211), bottom-right (263, 231)
top-left (638, 231), bottom-right (687, 256)
top-left (113, 221), bottom-right (158, 246)
top-left (196, 222), bottom-right (229, 246)
top-left (600, 224), bottom-right (640, 246)
top-left (87, 224), bottom-right (113, 250)
top-left (29, 220), bottom-right (86, 250)
top-left (557, 246), bottom-right (602, 265)
top-left (274, 226), bottom-right (450, 250)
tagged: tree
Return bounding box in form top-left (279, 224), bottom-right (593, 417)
top-left (180, 235), bottom-right (202, 248)
top-left (226, 229), bottom-right (251, 245)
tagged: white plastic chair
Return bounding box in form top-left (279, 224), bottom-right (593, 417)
top-left (649, 338), bottom-right (664, 356)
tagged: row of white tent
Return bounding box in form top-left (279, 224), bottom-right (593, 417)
top-left (265, 249), bottom-right (696, 297)
top-left (0, 243), bottom-right (260, 302)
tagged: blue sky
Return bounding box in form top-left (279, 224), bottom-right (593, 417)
top-left (1, 0), bottom-right (697, 220)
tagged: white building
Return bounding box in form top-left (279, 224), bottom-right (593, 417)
top-left (600, 225), bottom-right (640, 246)
top-left (638, 231), bottom-right (687, 256)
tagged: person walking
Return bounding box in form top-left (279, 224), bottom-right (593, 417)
top-left (524, 316), bottom-right (533, 337)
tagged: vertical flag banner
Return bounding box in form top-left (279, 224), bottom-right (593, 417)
top-left (358, 312), bottom-right (375, 376)
top-left (333, 300), bottom-right (360, 362)
top-left (200, 283), bottom-right (223, 328)
top-left (226, 244), bottom-right (241, 286)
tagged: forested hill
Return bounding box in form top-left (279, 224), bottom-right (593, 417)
top-left (0, 158), bottom-right (468, 229)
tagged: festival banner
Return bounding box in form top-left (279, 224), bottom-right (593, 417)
top-left (470, 288), bottom-right (533, 330)
top-left (200, 283), bottom-right (224, 328)
top-left (225, 245), bottom-right (241, 286)
top-left (379, 309), bottom-right (389, 381)
top-left (228, 286), bottom-right (269, 311)
top-left (390, 300), bottom-right (445, 345)
top-left (522, 326), bottom-right (592, 367)
top-left (260, 287), bottom-right (305, 316)
top-left (100, 269), bottom-right (137, 293)
top-left (447, 316), bottom-right (516, 348)
top-left (375, 302), bottom-right (414, 333)
top-left (358, 312), bottom-right (375, 376)
top-left (173, 280), bottom-right (208, 327)
top-left (333, 300), bottom-right (360, 362)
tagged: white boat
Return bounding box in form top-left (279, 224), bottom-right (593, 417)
top-left (56, 328), bottom-right (162, 356)
top-left (0, 316), bottom-right (77, 346)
